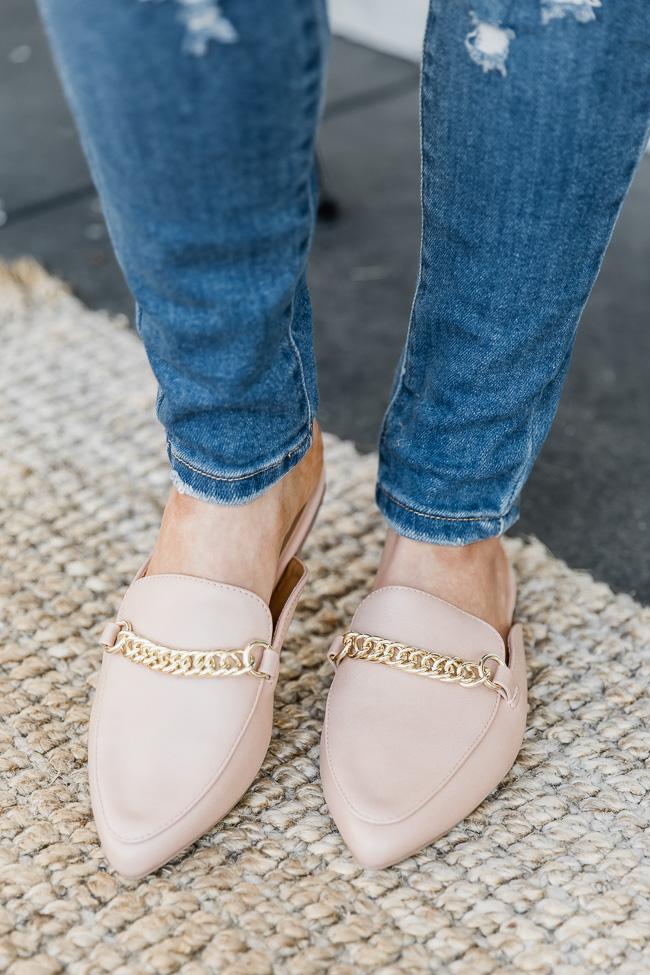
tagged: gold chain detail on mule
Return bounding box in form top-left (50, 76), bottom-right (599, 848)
top-left (104, 621), bottom-right (273, 680)
top-left (332, 631), bottom-right (510, 699)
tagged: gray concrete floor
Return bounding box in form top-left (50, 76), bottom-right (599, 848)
top-left (2, 1), bottom-right (649, 601)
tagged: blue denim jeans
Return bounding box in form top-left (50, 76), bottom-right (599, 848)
top-left (38, 0), bottom-right (650, 544)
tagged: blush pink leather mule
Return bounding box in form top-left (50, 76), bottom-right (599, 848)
top-left (321, 575), bottom-right (527, 869)
top-left (89, 472), bottom-right (325, 879)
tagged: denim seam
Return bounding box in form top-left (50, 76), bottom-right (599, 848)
top-left (168, 425), bottom-right (312, 483)
top-left (284, 0), bottom-right (327, 431)
top-left (287, 298), bottom-right (312, 428)
top-left (377, 1), bottom-right (434, 456)
top-left (498, 361), bottom-right (564, 518)
top-left (377, 484), bottom-right (509, 525)
top-left (496, 117), bottom-right (650, 517)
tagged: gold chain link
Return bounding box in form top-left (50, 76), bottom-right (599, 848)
top-left (332, 631), bottom-right (509, 698)
top-left (104, 621), bottom-right (272, 680)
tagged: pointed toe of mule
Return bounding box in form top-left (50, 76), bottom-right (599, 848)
top-left (321, 585), bottom-right (527, 869)
top-left (89, 559), bottom-right (308, 879)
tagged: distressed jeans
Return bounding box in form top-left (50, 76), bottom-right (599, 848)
top-left (38, 0), bottom-right (650, 544)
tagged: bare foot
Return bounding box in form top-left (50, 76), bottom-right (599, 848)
top-left (147, 424), bottom-right (324, 602)
top-left (374, 529), bottom-right (514, 640)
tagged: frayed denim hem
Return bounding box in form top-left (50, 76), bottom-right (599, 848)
top-left (167, 425), bottom-right (313, 505)
top-left (376, 484), bottom-right (519, 546)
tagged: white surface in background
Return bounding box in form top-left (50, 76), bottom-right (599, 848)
top-left (329, 0), bottom-right (427, 62)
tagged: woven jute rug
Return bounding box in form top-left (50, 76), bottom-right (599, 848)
top-left (1, 259), bottom-right (649, 975)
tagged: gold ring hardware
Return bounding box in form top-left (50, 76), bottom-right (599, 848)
top-left (104, 621), bottom-right (273, 680)
top-left (333, 631), bottom-right (511, 700)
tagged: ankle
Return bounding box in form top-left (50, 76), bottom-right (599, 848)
top-left (147, 423), bottom-right (323, 599)
top-left (375, 531), bottom-right (513, 639)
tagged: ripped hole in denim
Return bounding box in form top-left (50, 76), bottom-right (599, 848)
top-left (540, 0), bottom-right (602, 25)
top-left (464, 12), bottom-right (515, 77)
top-left (139, 0), bottom-right (238, 56)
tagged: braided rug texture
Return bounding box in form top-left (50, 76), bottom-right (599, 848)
top-left (0, 260), bottom-right (649, 975)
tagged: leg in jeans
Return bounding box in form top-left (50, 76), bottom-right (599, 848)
top-left (37, 0), bottom-right (329, 878)
top-left (320, 2), bottom-right (650, 870)
top-left (37, 0), bottom-right (328, 599)
top-left (376, 0), bottom-right (650, 632)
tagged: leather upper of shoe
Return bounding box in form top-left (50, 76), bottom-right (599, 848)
top-left (89, 556), bottom-right (307, 882)
top-left (92, 572), bottom-right (276, 843)
top-left (323, 585), bottom-right (526, 828)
